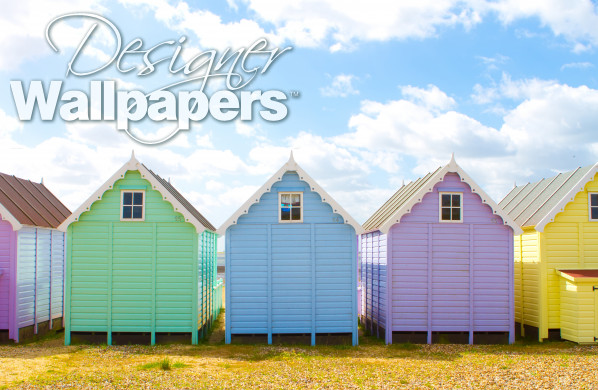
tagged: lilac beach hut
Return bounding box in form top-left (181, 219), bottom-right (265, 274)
top-left (360, 156), bottom-right (522, 344)
top-left (0, 173), bottom-right (70, 342)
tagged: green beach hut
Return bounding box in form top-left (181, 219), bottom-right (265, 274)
top-left (58, 153), bottom-right (220, 345)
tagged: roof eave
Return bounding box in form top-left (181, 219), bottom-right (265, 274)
top-left (0, 202), bottom-right (22, 231)
top-left (556, 269), bottom-right (598, 283)
top-left (218, 153), bottom-right (364, 235)
top-left (378, 156), bottom-right (523, 235)
top-left (535, 162), bottom-right (598, 233)
top-left (58, 154), bottom-right (212, 235)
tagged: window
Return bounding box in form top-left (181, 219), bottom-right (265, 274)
top-left (589, 193), bottom-right (598, 220)
top-left (439, 192), bottom-right (462, 222)
top-left (121, 191), bottom-right (144, 220)
top-left (279, 192), bottom-right (302, 222)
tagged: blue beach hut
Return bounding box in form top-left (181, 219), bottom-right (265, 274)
top-left (218, 153), bottom-right (363, 345)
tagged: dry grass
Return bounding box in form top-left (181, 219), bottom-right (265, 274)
top-left (1, 316), bottom-right (597, 389)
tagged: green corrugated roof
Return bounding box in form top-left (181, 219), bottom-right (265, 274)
top-left (498, 164), bottom-right (594, 228)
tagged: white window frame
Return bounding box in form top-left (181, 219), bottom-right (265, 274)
top-left (588, 193), bottom-right (598, 221)
top-left (278, 191), bottom-right (303, 223)
top-left (121, 190), bottom-right (145, 221)
top-left (439, 192), bottom-right (463, 223)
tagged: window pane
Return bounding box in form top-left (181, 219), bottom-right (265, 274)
top-left (281, 194), bottom-right (290, 204)
top-left (452, 194), bottom-right (460, 207)
top-left (123, 206), bottom-right (132, 219)
top-left (441, 194), bottom-right (451, 207)
top-left (291, 207), bottom-right (301, 220)
top-left (133, 206), bottom-right (143, 219)
top-left (441, 207), bottom-right (451, 220)
top-left (292, 194), bottom-right (301, 206)
top-left (281, 208), bottom-right (290, 220)
top-left (452, 208), bottom-right (461, 221)
top-left (123, 192), bottom-right (132, 205)
top-left (591, 194), bottom-right (598, 207)
top-left (592, 207), bottom-right (598, 220)
top-left (133, 192), bottom-right (143, 205)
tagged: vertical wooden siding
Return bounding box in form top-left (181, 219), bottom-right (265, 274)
top-left (67, 171), bottom-right (214, 344)
top-left (386, 173), bottom-right (513, 340)
top-left (16, 228), bottom-right (36, 330)
top-left (542, 173), bottom-right (598, 333)
top-left (514, 229), bottom-right (541, 331)
top-left (226, 172), bottom-right (357, 344)
top-left (359, 231), bottom-right (386, 337)
top-left (0, 218), bottom-right (12, 329)
top-left (198, 231), bottom-right (217, 334)
top-left (558, 278), bottom-right (596, 343)
top-left (12, 227), bottom-right (65, 339)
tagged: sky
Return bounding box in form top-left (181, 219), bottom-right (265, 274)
top-left (2, 0), bottom-right (598, 233)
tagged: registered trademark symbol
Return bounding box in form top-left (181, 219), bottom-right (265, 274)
top-left (290, 91), bottom-right (300, 97)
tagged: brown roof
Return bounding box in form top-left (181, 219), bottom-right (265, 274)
top-left (143, 165), bottom-right (216, 232)
top-left (0, 172), bottom-right (70, 228)
top-left (559, 269), bottom-right (598, 279)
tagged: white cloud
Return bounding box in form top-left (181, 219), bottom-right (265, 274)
top-left (321, 74), bottom-right (359, 98)
top-left (239, 0), bottom-right (598, 51)
top-left (235, 121), bottom-right (258, 137)
top-left (196, 133), bottom-right (214, 148)
top-left (0, 0), bottom-right (108, 70)
top-left (0, 108), bottom-right (24, 135)
top-left (242, 0), bottom-right (483, 49)
top-left (561, 62), bottom-right (594, 71)
top-left (113, 78), bottom-right (142, 91)
top-left (471, 73), bottom-right (556, 104)
top-left (401, 84), bottom-right (456, 111)
top-left (488, 0), bottom-right (598, 49)
top-left (119, 0), bottom-right (282, 49)
top-left (336, 79), bottom-right (598, 201)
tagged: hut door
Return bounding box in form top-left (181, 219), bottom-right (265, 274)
top-left (595, 286), bottom-right (598, 343)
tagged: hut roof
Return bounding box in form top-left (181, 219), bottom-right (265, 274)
top-left (0, 172), bottom-right (70, 230)
top-left (58, 152), bottom-right (215, 234)
top-left (556, 269), bottom-right (598, 283)
top-left (363, 155), bottom-right (522, 235)
top-left (499, 163), bottom-right (598, 231)
top-left (217, 152), bottom-right (363, 235)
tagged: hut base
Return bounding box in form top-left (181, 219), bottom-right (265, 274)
top-left (16, 318), bottom-right (63, 343)
top-left (0, 330), bottom-right (9, 343)
top-left (361, 318), bottom-right (386, 339)
top-left (230, 333), bottom-right (353, 345)
top-left (515, 323), bottom-right (562, 342)
top-left (70, 327), bottom-right (214, 345)
top-left (390, 331), bottom-right (510, 344)
top-left (392, 332), bottom-right (428, 344)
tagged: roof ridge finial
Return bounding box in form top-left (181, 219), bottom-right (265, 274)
top-left (402, 179), bottom-right (405, 187)
top-left (131, 149), bottom-right (136, 160)
top-left (40, 177), bottom-right (44, 185)
top-left (447, 152), bottom-right (457, 169)
top-left (289, 150), bottom-right (295, 163)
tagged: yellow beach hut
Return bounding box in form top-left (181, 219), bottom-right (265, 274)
top-left (499, 164), bottom-right (598, 343)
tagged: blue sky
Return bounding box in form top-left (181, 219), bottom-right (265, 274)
top-left (2, 0), bottom-right (598, 230)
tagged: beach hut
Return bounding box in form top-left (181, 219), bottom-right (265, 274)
top-left (58, 153), bottom-right (220, 345)
top-left (499, 162), bottom-right (598, 343)
top-left (0, 172), bottom-right (70, 343)
top-left (361, 155), bottom-right (521, 344)
top-left (218, 153), bottom-right (363, 346)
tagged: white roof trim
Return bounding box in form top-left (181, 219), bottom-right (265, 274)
top-left (378, 154), bottom-right (523, 235)
top-left (0, 202), bottom-right (23, 231)
top-left (535, 162), bottom-right (598, 232)
top-left (217, 152), bottom-right (364, 235)
top-left (58, 152), bottom-right (211, 234)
